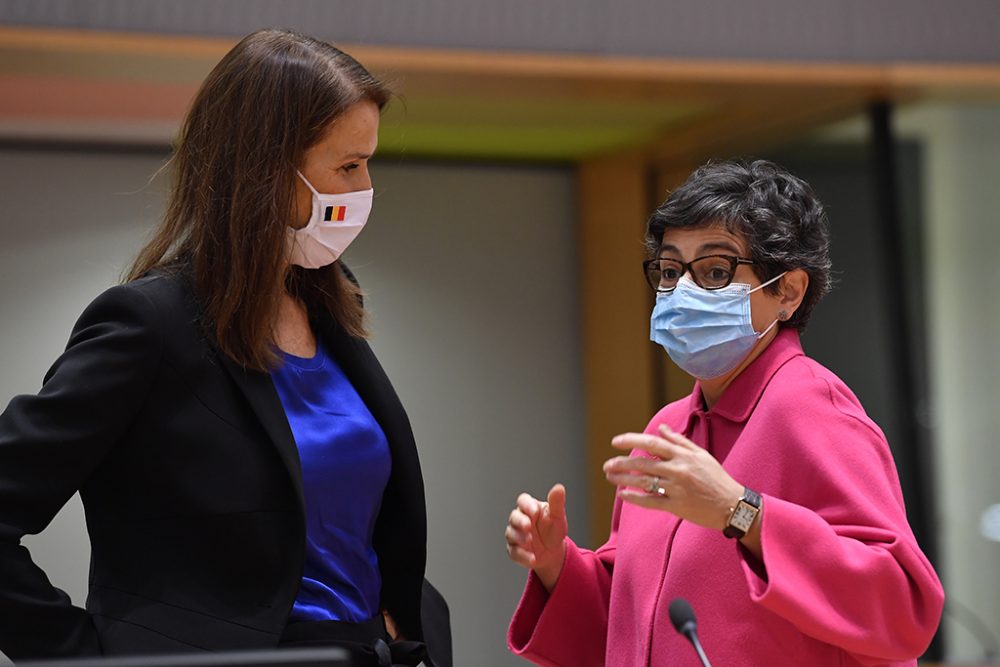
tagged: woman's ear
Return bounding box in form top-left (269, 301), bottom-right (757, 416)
top-left (779, 269), bottom-right (809, 317)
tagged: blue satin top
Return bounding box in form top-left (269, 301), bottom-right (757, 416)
top-left (271, 340), bottom-right (392, 623)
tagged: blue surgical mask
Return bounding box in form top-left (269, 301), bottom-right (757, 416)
top-left (650, 272), bottom-right (786, 379)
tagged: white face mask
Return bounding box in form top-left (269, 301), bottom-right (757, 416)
top-left (287, 170), bottom-right (373, 269)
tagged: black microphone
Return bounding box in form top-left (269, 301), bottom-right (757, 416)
top-left (669, 597), bottom-right (712, 667)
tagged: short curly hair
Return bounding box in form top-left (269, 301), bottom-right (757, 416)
top-left (646, 159), bottom-right (832, 331)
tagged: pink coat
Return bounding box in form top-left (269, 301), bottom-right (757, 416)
top-left (508, 330), bottom-right (944, 666)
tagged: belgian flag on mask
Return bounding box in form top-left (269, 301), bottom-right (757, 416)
top-left (324, 205), bottom-right (347, 222)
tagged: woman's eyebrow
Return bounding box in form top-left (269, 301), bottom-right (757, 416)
top-left (697, 241), bottom-right (742, 255)
top-left (658, 243), bottom-right (681, 256)
top-left (658, 241), bottom-right (743, 257)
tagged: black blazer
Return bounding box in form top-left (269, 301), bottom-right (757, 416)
top-left (0, 271), bottom-right (427, 658)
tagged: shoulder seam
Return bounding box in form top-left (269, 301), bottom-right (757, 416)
top-left (798, 360), bottom-right (886, 444)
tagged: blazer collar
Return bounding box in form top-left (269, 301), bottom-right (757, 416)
top-left (688, 328), bottom-right (805, 425)
top-left (215, 311), bottom-right (395, 517)
top-left (155, 269), bottom-right (308, 514)
top-left (169, 268), bottom-right (400, 520)
top-left (213, 310), bottom-right (412, 511)
top-left (199, 276), bottom-right (420, 541)
top-left (311, 313), bottom-right (402, 450)
top-left (218, 354), bottom-right (306, 512)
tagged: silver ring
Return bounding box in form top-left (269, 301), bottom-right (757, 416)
top-left (646, 476), bottom-right (668, 496)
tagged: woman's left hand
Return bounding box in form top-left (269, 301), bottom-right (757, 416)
top-left (603, 423), bottom-right (744, 531)
top-left (383, 610), bottom-right (402, 640)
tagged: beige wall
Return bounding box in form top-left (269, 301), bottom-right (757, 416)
top-left (895, 104), bottom-right (1000, 661)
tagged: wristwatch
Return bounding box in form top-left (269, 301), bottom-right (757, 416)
top-left (723, 487), bottom-right (762, 539)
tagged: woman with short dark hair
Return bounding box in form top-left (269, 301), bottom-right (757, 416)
top-left (0, 29), bottom-right (439, 667)
top-left (504, 159), bottom-right (943, 666)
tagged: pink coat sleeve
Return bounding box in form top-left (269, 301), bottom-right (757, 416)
top-left (507, 503), bottom-right (620, 666)
top-left (740, 370), bottom-right (945, 664)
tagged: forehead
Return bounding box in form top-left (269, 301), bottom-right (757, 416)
top-left (310, 100), bottom-right (380, 158)
top-left (658, 224), bottom-right (748, 257)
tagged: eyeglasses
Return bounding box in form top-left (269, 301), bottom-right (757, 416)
top-left (643, 255), bottom-right (756, 293)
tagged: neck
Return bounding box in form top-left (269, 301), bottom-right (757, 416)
top-left (277, 289), bottom-right (307, 318)
top-left (698, 326), bottom-right (781, 409)
top-left (273, 291), bottom-right (316, 357)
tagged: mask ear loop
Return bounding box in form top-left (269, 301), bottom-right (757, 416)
top-left (292, 170), bottom-right (324, 234)
top-left (755, 317), bottom-right (782, 338)
top-left (747, 270), bottom-right (787, 294)
top-left (295, 170), bottom-right (322, 197)
top-left (748, 271), bottom-right (789, 337)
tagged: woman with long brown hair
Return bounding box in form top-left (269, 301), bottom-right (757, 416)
top-left (0, 29), bottom-right (442, 667)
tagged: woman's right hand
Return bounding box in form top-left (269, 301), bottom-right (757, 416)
top-left (505, 483), bottom-right (568, 592)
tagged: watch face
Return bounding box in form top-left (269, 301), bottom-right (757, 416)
top-left (731, 501), bottom-right (758, 532)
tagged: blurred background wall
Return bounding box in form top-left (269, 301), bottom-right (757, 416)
top-left (1, 1), bottom-right (999, 664)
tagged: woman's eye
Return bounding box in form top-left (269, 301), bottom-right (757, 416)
top-left (341, 163), bottom-right (359, 173)
top-left (706, 268), bottom-right (731, 282)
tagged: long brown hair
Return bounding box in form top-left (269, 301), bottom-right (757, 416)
top-left (128, 29), bottom-right (389, 370)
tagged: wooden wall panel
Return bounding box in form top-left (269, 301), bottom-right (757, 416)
top-left (577, 155), bottom-right (657, 545)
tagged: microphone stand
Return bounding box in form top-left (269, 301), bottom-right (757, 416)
top-left (681, 626), bottom-right (711, 667)
top-left (669, 597), bottom-right (713, 667)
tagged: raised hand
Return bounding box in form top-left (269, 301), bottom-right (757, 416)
top-left (603, 423), bottom-right (744, 532)
top-left (505, 484), bottom-right (568, 592)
